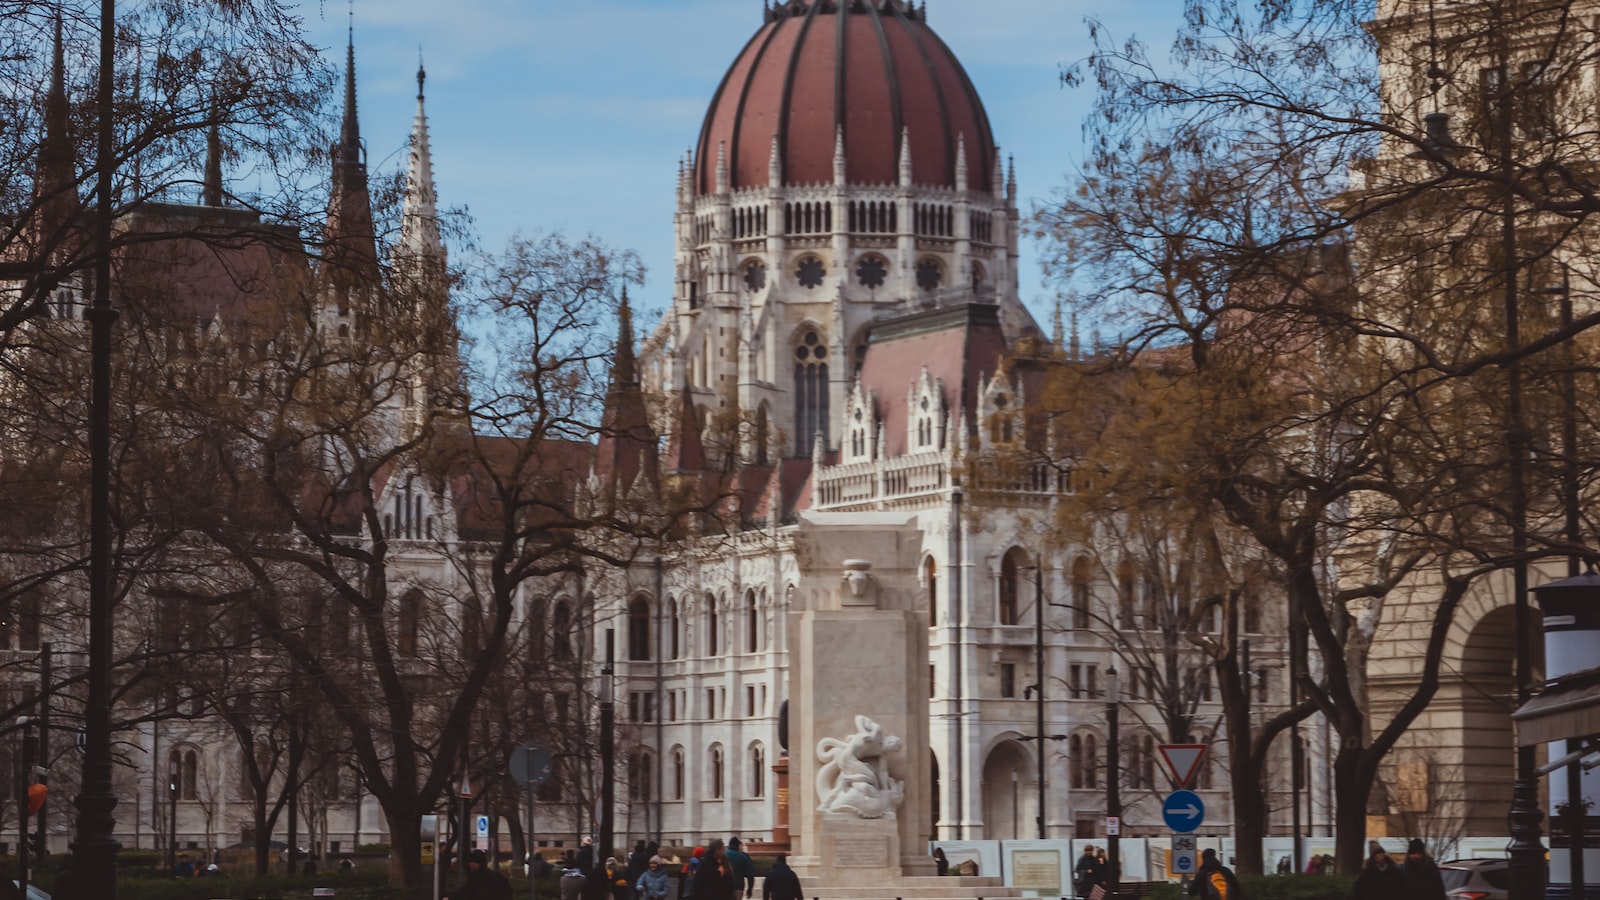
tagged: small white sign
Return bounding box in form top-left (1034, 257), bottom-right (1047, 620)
top-left (475, 814), bottom-right (490, 851)
top-left (1105, 816), bottom-right (1120, 836)
top-left (1171, 835), bottom-right (1198, 876)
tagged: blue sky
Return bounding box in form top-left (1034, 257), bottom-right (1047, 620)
top-left (301, 0), bottom-right (1187, 324)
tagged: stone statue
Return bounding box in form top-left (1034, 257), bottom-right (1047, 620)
top-left (815, 715), bottom-right (906, 818)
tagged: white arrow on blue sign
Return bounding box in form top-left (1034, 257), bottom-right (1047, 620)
top-left (1162, 789), bottom-right (1205, 833)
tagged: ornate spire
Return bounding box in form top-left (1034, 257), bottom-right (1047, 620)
top-left (1006, 154), bottom-right (1016, 200)
top-left (325, 20), bottom-right (380, 297)
top-left (716, 141), bottom-right (730, 194)
top-left (769, 133), bottom-right (782, 187)
top-left (203, 95), bottom-right (225, 207)
top-left (399, 53), bottom-right (444, 272)
top-left (833, 124), bottom-right (846, 185)
top-left (898, 126), bottom-right (913, 187)
top-left (992, 145), bottom-right (1004, 200)
top-left (36, 4), bottom-right (75, 240)
top-left (596, 289), bottom-right (658, 489)
top-left (954, 132), bottom-right (967, 191)
top-left (664, 378), bottom-right (707, 473)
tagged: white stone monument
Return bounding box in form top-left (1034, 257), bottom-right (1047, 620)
top-left (788, 517), bottom-right (936, 884)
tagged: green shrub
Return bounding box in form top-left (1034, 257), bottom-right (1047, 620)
top-left (1133, 874), bottom-right (1355, 900)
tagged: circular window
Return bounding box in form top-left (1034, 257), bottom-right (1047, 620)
top-left (797, 257), bottom-right (826, 289)
top-left (744, 261), bottom-right (768, 292)
top-left (856, 256), bottom-right (887, 290)
top-left (916, 259), bottom-right (943, 292)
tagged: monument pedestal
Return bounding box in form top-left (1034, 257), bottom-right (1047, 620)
top-left (817, 814), bottom-right (901, 884)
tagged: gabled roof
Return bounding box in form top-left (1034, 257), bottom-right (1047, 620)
top-left (856, 301), bottom-right (1008, 456)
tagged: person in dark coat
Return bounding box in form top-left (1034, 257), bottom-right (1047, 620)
top-left (1353, 849), bottom-right (1405, 900)
top-left (1187, 849), bottom-right (1242, 900)
top-left (1400, 839), bottom-right (1447, 900)
top-left (726, 837), bottom-right (756, 900)
top-left (933, 847), bottom-right (949, 877)
top-left (628, 841), bottom-right (650, 884)
top-left (1074, 846), bottom-right (1105, 898)
top-left (447, 849), bottom-right (514, 900)
top-left (582, 865), bottom-right (615, 900)
top-left (762, 855), bottom-right (802, 900)
top-left (694, 840), bottom-right (738, 900)
top-left (577, 836), bottom-right (597, 874)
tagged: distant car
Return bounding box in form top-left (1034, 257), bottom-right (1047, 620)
top-left (1440, 858), bottom-right (1509, 900)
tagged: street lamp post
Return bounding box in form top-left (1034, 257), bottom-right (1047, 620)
top-left (1035, 564), bottom-right (1047, 839)
top-left (599, 629), bottom-right (616, 862)
top-left (1106, 666), bottom-right (1121, 900)
top-left (168, 773), bottom-right (178, 874)
top-left (70, 0), bottom-right (122, 896)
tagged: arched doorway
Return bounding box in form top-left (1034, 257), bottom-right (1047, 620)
top-left (981, 740), bottom-right (1035, 841)
top-left (1458, 605), bottom-right (1542, 834)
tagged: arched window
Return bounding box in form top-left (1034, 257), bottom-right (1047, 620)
top-left (1117, 559), bottom-right (1136, 628)
top-left (169, 748), bottom-right (199, 801)
top-left (745, 591), bottom-right (760, 653)
top-left (924, 557), bottom-right (938, 624)
top-left (755, 403), bottom-right (770, 465)
top-left (672, 747), bottom-right (686, 800)
top-left (998, 548), bottom-right (1026, 626)
top-left (628, 750), bottom-right (654, 801)
top-left (1071, 557), bottom-right (1092, 630)
top-left (527, 599), bottom-right (547, 665)
top-left (628, 596), bottom-right (651, 661)
top-left (710, 745), bottom-right (725, 799)
top-left (793, 329), bottom-right (830, 456)
top-left (552, 600), bottom-right (573, 661)
top-left (749, 744), bottom-right (766, 798)
top-left (398, 590), bottom-right (423, 658)
top-left (669, 598), bottom-right (681, 660)
top-left (705, 594), bottom-right (720, 657)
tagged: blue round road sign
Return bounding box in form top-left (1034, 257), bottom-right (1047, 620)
top-left (1162, 790), bottom-right (1206, 833)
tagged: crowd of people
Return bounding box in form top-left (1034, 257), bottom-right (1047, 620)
top-left (459, 835), bottom-right (798, 900)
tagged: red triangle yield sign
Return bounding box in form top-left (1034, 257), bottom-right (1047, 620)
top-left (1159, 744), bottom-right (1207, 789)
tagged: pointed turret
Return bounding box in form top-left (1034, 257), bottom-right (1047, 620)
top-left (36, 6), bottom-right (75, 244)
top-left (325, 23), bottom-right (380, 298)
top-left (1051, 299), bottom-right (1064, 354)
top-left (992, 146), bottom-right (1005, 200)
top-left (898, 126), bottom-right (913, 187)
top-left (833, 125), bottom-right (847, 185)
top-left (1006, 154), bottom-right (1016, 200)
top-left (202, 101), bottom-right (224, 207)
top-left (596, 290), bottom-right (659, 490)
top-left (954, 132), bottom-right (967, 190)
top-left (399, 55), bottom-right (446, 284)
top-left (768, 133), bottom-right (783, 187)
top-left (716, 141), bottom-right (730, 194)
top-left (664, 378), bottom-right (707, 473)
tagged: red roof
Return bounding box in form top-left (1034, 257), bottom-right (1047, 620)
top-left (696, 1), bottom-right (996, 193)
top-left (857, 302), bottom-right (1008, 457)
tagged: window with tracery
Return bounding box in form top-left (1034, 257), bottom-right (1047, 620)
top-left (794, 330), bottom-right (829, 456)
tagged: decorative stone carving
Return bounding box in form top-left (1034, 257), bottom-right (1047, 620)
top-left (815, 715), bottom-right (906, 818)
top-left (841, 558), bottom-right (876, 607)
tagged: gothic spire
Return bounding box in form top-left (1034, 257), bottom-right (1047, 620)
top-left (325, 20), bottom-right (380, 297)
top-left (203, 98), bottom-right (225, 207)
top-left (399, 53), bottom-right (444, 271)
top-left (36, 4), bottom-right (75, 241)
top-left (597, 289), bottom-right (658, 489)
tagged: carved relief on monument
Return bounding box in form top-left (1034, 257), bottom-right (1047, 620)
top-left (815, 715), bottom-right (906, 818)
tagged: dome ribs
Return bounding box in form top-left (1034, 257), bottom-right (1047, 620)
top-left (698, 25), bottom-right (771, 195)
top-left (924, 26), bottom-right (997, 192)
top-left (773, 1), bottom-right (824, 188)
top-left (882, 10), bottom-right (948, 187)
top-left (862, 1), bottom-right (906, 186)
top-left (698, 0), bottom-right (989, 193)
top-left (732, 20), bottom-right (796, 189)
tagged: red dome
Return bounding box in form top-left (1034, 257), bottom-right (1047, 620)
top-left (695, 1), bottom-right (996, 194)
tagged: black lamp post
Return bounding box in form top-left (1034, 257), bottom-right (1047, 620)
top-left (599, 629), bottom-right (616, 862)
top-left (168, 772), bottom-right (178, 873)
top-left (1106, 665), bottom-right (1121, 900)
top-left (69, 0), bottom-right (122, 896)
